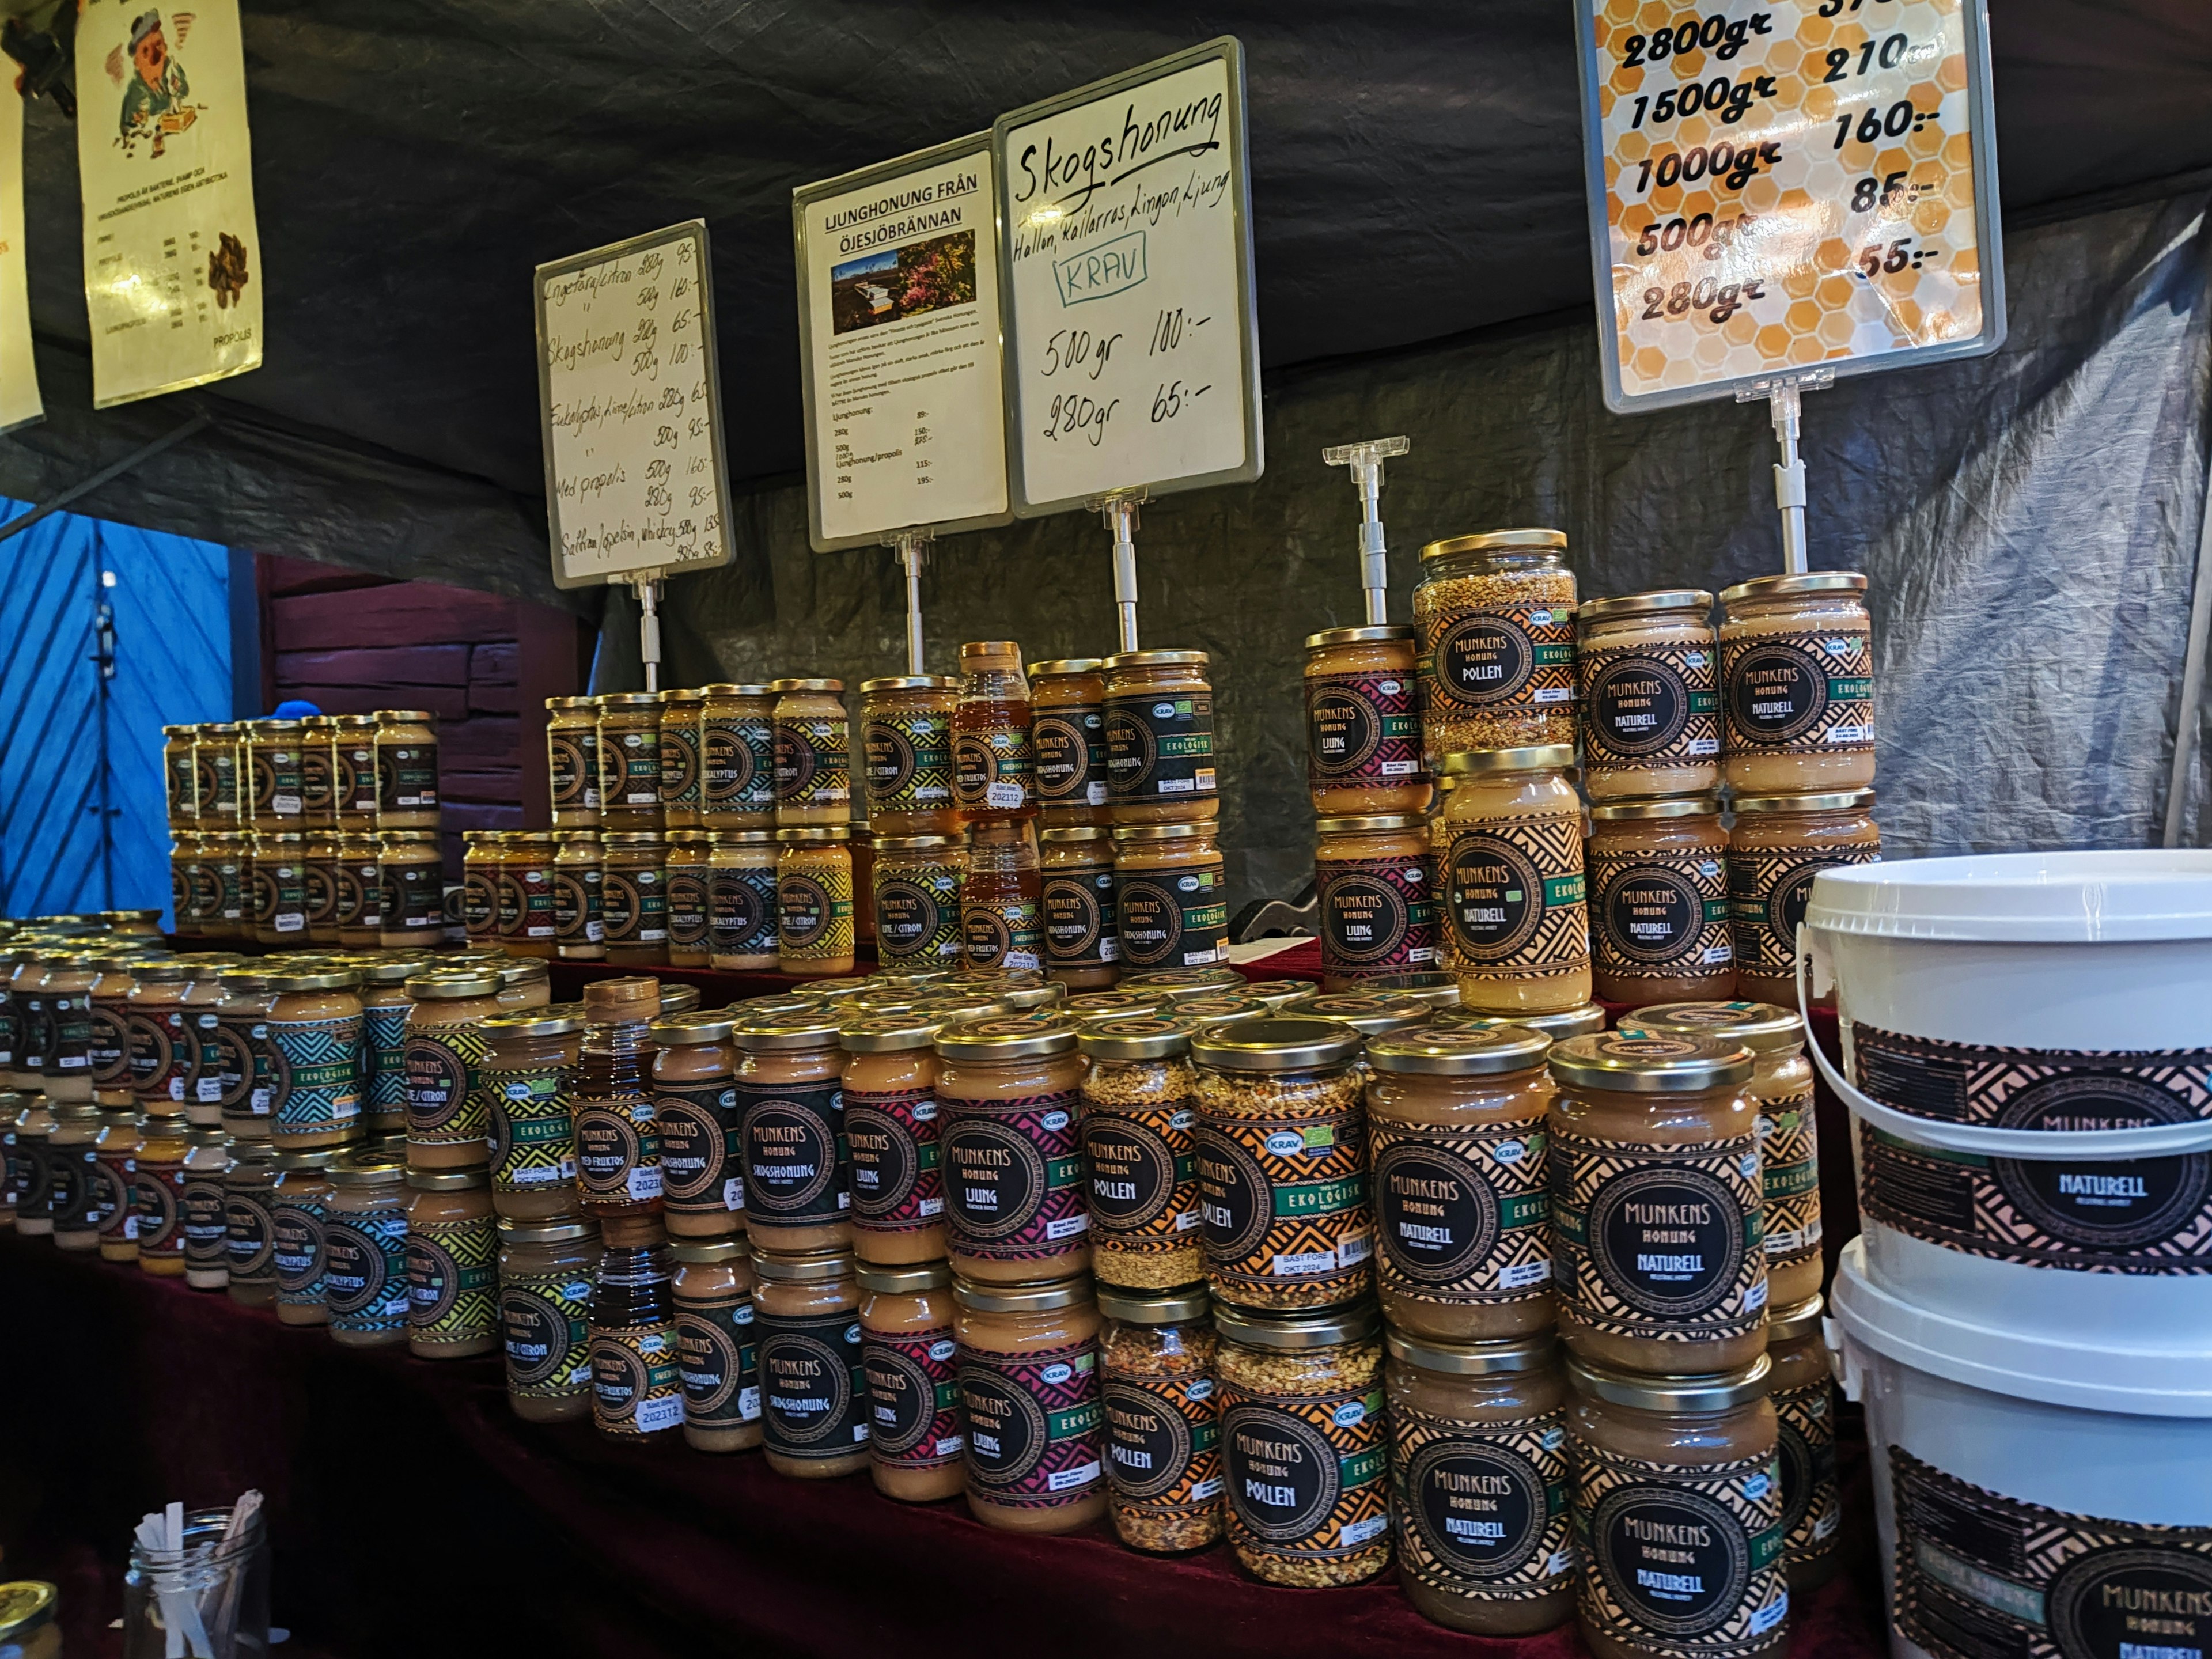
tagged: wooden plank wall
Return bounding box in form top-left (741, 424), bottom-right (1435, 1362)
top-left (260, 555), bottom-right (588, 875)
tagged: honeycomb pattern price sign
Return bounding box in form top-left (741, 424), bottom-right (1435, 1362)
top-left (1574, 0), bottom-right (2004, 412)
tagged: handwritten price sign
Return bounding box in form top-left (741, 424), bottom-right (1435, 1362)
top-left (536, 220), bottom-right (734, 588)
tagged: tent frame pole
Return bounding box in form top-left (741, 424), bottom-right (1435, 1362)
top-left (2162, 451), bottom-right (2212, 847)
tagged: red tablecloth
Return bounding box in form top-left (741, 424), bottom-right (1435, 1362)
top-left (0, 1236), bottom-right (1888, 1659)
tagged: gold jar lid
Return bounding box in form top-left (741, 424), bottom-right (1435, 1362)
top-left (1437, 745), bottom-right (1578, 776)
top-left (1769, 1293), bottom-right (1825, 1343)
top-left (1076, 1012), bottom-right (1196, 1060)
top-left (0, 1582), bottom-right (58, 1642)
top-left (768, 677), bottom-right (844, 694)
top-left (596, 692), bottom-right (662, 709)
top-left (1279, 991), bottom-right (1429, 1037)
top-left (1109, 823), bottom-right (1214, 844)
top-left (656, 687), bottom-right (704, 704)
top-left (1213, 1301), bottom-right (1380, 1349)
top-left (1366, 1024), bottom-right (1550, 1077)
top-left (1315, 813), bottom-right (1426, 835)
top-left (871, 832), bottom-right (962, 851)
top-left (406, 1165), bottom-right (489, 1191)
top-left (700, 683), bottom-right (775, 697)
top-left (1171, 993), bottom-right (1268, 1023)
top-left (856, 1259), bottom-right (952, 1293)
top-left (478, 1010), bottom-right (586, 1040)
top-left (1304, 623), bottom-right (1415, 649)
top-left (497, 960), bottom-right (549, 987)
top-left (1547, 1030), bottom-right (1753, 1093)
top-left (1062, 990), bottom-right (1167, 1021)
top-left (789, 976), bottom-right (885, 1002)
top-left (730, 1009), bottom-right (845, 1050)
top-left (1578, 588), bottom-right (1714, 623)
top-left (1027, 658), bottom-right (1105, 677)
top-left (649, 1011), bottom-right (736, 1046)
top-left (1568, 1351), bottom-right (1771, 1412)
top-left (272, 1147), bottom-right (339, 1172)
top-left (1102, 649), bottom-right (1209, 669)
top-left (1246, 977), bottom-right (1320, 1007)
top-left (544, 695), bottom-right (596, 711)
top-left (1620, 1001), bottom-right (1804, 1054)
top-left (708, 830), bottom-right (777, 846)
top-left (1434, 1002), bottom-right (1607, 1041)
top-left (374, 710), bottom-right (437, 725)
top-left (405, 972), bottom-right (501, 999)
top-left (329, 1150), bottom-right (407, 1188)
top-left (377, 831), bottom-right (440, 846)
top-left (266, 969), bottom-right (363, 993)
top-left (1718, 571), bottom-right (1867, 606)
top-left (1349, 973), bottom-right (1454, 1006)
top-left (859, 675), bottom-right (958, 692)
top-left (498, 1217), bottom-right (600, 1244)
top-left (838, 1009), bottom-right (961, 1052)
top-left (669, 1237), bottom-right (749, 1264)
top-left (1387, 1329), bottom-right (1557, 1374)
top-left (254, 718), bottom-right (306, 734)
top-left (1095, 1283), bottom-right (1212, 1324)
top-left (331, 714), bottom-right (378, 730)
top-left (1038, 825), bottom-right (1111, 843)
top-left (752, 1247), bottom-right (854, 1283)
top-left (951, 1273), bottom-right (1092, 1313)
top-left (995, 981), bottom-right (1067, 1012)
top-left (1118, 967), bottom-right (1246, 997)
top-left (935, 1011), bottom-right (1080, 1060)
top-left (1731, 789), bottom-right (1877, 815)
top-left (1589, 796), bottom-right (1722, 821)
top-left (1420, 528), bottom-right (1567, 559)
top-left (775, 826), bottom-right (851, 843)
top-left (600, 832), bottom-right (668, 847)
top-left (351, 955), bottom-right (433, 984)
top-left (1190, 1014), bottom-right (1363, 1071)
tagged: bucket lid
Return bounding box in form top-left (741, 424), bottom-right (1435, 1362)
top-left (1830, 1237), bottom-right (2212, 1418)
top-left (1805, 850), bottom-right (2212, 944)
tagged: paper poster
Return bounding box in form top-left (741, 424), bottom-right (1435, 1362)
top-left (536, 221), bottom-right (734, 589)
top-left (795, 136), bottom-right (1010, 551)
top-left (995, 38), bottom-right (1263, 516)
top-left (0, 83), bottom-right (41, 432)
top-left (75, 0), bottom-right (263, 408)
top-left (1574, 0), bottom-right (2003, 412)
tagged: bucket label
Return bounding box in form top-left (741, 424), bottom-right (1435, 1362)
top-left (1393, 1402), bottom-right (1573, 1601)
top-left (1553, 1127), bottom-right (1768, 1345)
top-left (1771, 1377), bottom-right (1840, 1571)
top-left (1854, 1023), bottom-right (2212, 1272)
top-left (1580, 641), bottom-right (1722, 768)
top-left (1369, 1119), bottom-right (1551, 1307)
top-left (1592, 846), bottom-right (1733, 982)
top-left (1759, 1084), bottom-right (1824, 1269)
top-left (1729, 846), bottom-right (1880, 982)
top-left (1576, 1440), bottom-right (1788, 1659)
top-left (1889, 1446), bottom-right (2212, 1659)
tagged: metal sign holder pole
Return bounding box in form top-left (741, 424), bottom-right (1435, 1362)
top-left (1737, 369), bottom-right (1833, 574)
top-left (1090, 489), bottom-right (1148, 653)
top-left (882, 528), bottom-right (937, 675)
top-left (629, 573), bottom-right (666, 692)
top-left (1323, 435), bottom-right (1410, 623)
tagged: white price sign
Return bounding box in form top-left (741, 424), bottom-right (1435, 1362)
top-left (1573, 0), bottom-right (2003, 412)
top-left (795, 135), bottom-right (1012, 552)
top-left (536, 221), bottom-right (734, 589)
top-left (995, 37), bottom-right (1263, 517)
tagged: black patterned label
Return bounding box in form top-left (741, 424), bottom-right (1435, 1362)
top-left (657, 1079), bottom-right (740, 1217)
top-left (863, 707), bottom-right (955, 818)
top-left (1081, 1097), bottom-right (1199, 1252)
top-left (1759, 1084), bottom-right (1822, 1267)
top-left (1422, 602), bottom-right (1576, 714)
top-left (601, 868), bottom-right (667, 947)
top-left (709, 861), bottom-right (777, 959)
top-left (1889, 1446), bottom-right (2212, 1659)
top-left (1728, 846), bottom-right (1879, 982)
top-left (548, 728), bottom-right (599, 812)
top-left (1104, 690), bottom-right (1217, 806)
top-left (1034, 705), bottom-right (1107, 807)
top-left (1395, 1404), bottom-right (1574, 1599)
top-left (1720, 628), bottom-right (1873, 757)
top-left (845, 1086), bottom-right (942, 1233)
top-left (1575, 1441), bottom-right (1789, 1659)
top-left (757, 1307), bottom-right (871, 1460)
top-left (1198, 1101), bottom-right (1373, 1304)
top-left (1219, 1377), bottom-right (1390, 1566)
top-left (1370, 1119), bottom-right (1551, 1306)
top-left (1306, 668), bottom-right (1424, 790)
top-left (959, 1339), bottom-right (1103, 1509)
top-left (940, 1089), bottom-right (1087, 1263)
top-left (1116, 860), bottom-right (1229, 971)
top-left (778, 866), bottom-right (854, 963)
top-left (961, 885), bottom-right (1044, 972)
top-left (590, 1323), bottom-right (684, 1437)
top-left (486, 1063), bottom-right (577, 1195)
top-left (772, 714), bottom-right (850, 809)
top-left (952, 720), bottom-right (1035, 815)
top-left (1441, 816), bottom-right (1589, 984)
top-left (1772, 1377), bottom-right (1840, 1569)
top-left (225, 1190), bottom-right (276, 1279)
top-left (677, 1291), bottom-right (762, 1427)
top-left (273, 1198), bottom-right (327, 1302)
top-left (1043, 866), bottom-right (1118, 971)
top-left (737, 1078), bottom-right (847, 1225)
top-left (404, 1024), bottom-right (490, 1143)
top-left (554, 865), bottom-right (605, 950)
top-left (407, 1214), bottom-right (498, 1339)
top-left (1103, 1370), bottom-right (1221, 1518)
top-left (660, 718), bottom-right (702, 810)
top-left (324, 1204), bottom-right (411, 1331)
top-left (1318, 853), bottom-right (1441, 976)
top-left (1581, 641), bottom-right (1722, 766)
top-left (502, 1270), bottom-right (594, 1398)
top-left (1593, 846), bottom-right (1733, 980)
top-left (703, 711), bottom-right (776, 815)
top-left (574, 1096), bottom-right (662, 1204)
top-left (863, 1324), bottom-right (962, 1467)
top-left (665, 867), bottom-right (710, 951)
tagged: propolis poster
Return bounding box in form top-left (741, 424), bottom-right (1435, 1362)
top-left (75, 0), bottom-right (263, 407)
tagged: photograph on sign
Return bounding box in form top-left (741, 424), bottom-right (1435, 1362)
top-left (536, 221), bottom-right (735, 590)
top-left (994, 36), bottom-right (1263, 517)
top-left (1574, 0), bottom-right (2004, 413)
top-left (795, 135), bottom-right (1011, 552)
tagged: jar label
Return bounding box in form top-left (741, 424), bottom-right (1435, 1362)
top-left (126, 1011), bottom-right (184, 1102)
top-left (709, 862), bottom-right (778, 960)
top-left (873, 861), bottom-right (963, 968)
top-left (778, 866), bottom-right (855, 961)
top-left (298, 745), bottom-right (334, 815)
top-left (1116, 861), bottom-right (1229, 971)
top-left (660, 721), bottom-right (702, 809)
top-left (323, 1205), bottom-right (411, 1329)
top-left (1305, 669), bottom-right (1424, 789)
top-left (270, 1013), bottom-right (362, 1131)
top-left (1033, 706), bottom-right (1107, 805)
top-left (736, 1078), bottom-right (848, 1225)
top-left (304, 858), bottom-right (339, 930)
top-left (772, 715), bottom-right (850, 809)
top-left (186, 1010), bottom-right (224, 1104)
top-left (1393, 1403), bottom-right (1573, 1599)
top-left (387, 857), bottom-right (442, 931)
top-left (1441, 818), bottom-right (1590, 984)
top-left (612, 727), bottom-right (661, 807)
top-left (1102, 1369), bottom-right (1221, 1518)
top-left (487, 1063), bottom-right (577, 1193)
top-left (1318, 853), bottom-right (1440, 976)
top-left (1770, 1378), bottom-right (1839, 1569)
top-left (44, 1145), bottom-right (87, 1231)
top-left (1080, 1096), bottom-right (1198, 1249)
top-left (407, 1214), bottom-right (498, 1339)
top-left (183, 1176), bottom-right (229, 1268)
top-left (503, 1270), bottom-right (594, 1396)
top-left (703, 713), bottom-right (776, 814)
top-left (499, 863), bottom-right (556, 943)
top-left (574, 1098), bottom-right (662, 1203)
top-left (1577, 1440), bottom-right (1788, 1657)
top-left (677, 1291), bottom-right (762, 1426)
top-left (601, 868), bottom-right (668, 946)
top-left (333, 860), bottom-right (372, 930)
top-left (1421, 603), bottom-right (1576, 713)
top-left (548, 729), bottom-right (599, 812)
top-left (757, 1306), bottom-right (871, 1460)
top-left (844, 1085), bottom-right (943, 1233)
top-left (657, 1080), bottom-right (739, 1214)
top-left (863, 1323), bottom-right (961, 1467)
top-left (665, 869), bottom-right (710, 949)
top-left (1104, 689), bottom-right (1217, 805)
top-left (863, 708), bottom-right (953, 815)
top-left (1728, 847), bottom-right (1880, 983)
top-left (953, 722), bottom-right (1036, 814)
top-left (185, 859), bottom-right (223, 924)
top-left (1580, 640), bottom-right (1722, 766)
top-left (1196, 1101), bottom-right (1373, 1304)
top-left (336, 745), bottom-right (374, 816)
top-left (50, 1146), bottom-right (101, 1234)
top-left (15, 1139), bottom-right (52, 1219)
top-left (939, 1088), bottom-right (1088, 1262)
top-left (1719, 628), bottom-right (1873, 756)
top-left (1552, 1127), bottom-right (1768, 1344)
top-left (225, 1191), bottom-right (276, 1279)
top-left (1370, 1120), bottom-right (1551, 1305)
top-left (404, 1024), bottom-right (491, 1142)
top-left (590, 1321), bottom-right (685, 1436)
top-left (1592, 847), bottom-right (1733, 980)
top-left (958, 1338), bottom-right (1103, 1508)
top-left (250, 748), bottom-right (303, 816)
top-left (1218, 1379), bottom-right (1390, 1566)
top-left (91, 1154), bottom-right (132, 1240)
top-left (1043, 868), bottom-right (1119, 971)
top-left (554, 866), bottom-right (605, 950)
top-left (1757, 1085), bottom-right (1823, 1268)
top-left (89, 997), bottom-right (133, 1086)
top-left (1888, 1445), bottom-right (2212, 1659)
top-left (47, 992), bottom-right (92, 1075)
top-left (272, 1199), bottom-right (327, 1300)
top-left (362, 1002), bottom-right (410, 1111)
top-left (961, 887), bottom-right (1044, 973)
top-left (376, 740), bottom-right (440, 812)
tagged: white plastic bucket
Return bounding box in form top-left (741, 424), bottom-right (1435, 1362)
top-left (1827, 1238), bottom-right (2212, 1659)
top-left (1796, 850), bottom-right (2212, 1343)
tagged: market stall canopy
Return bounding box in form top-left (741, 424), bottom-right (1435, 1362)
top-left (0, 0), bottom-right (2207, 603)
